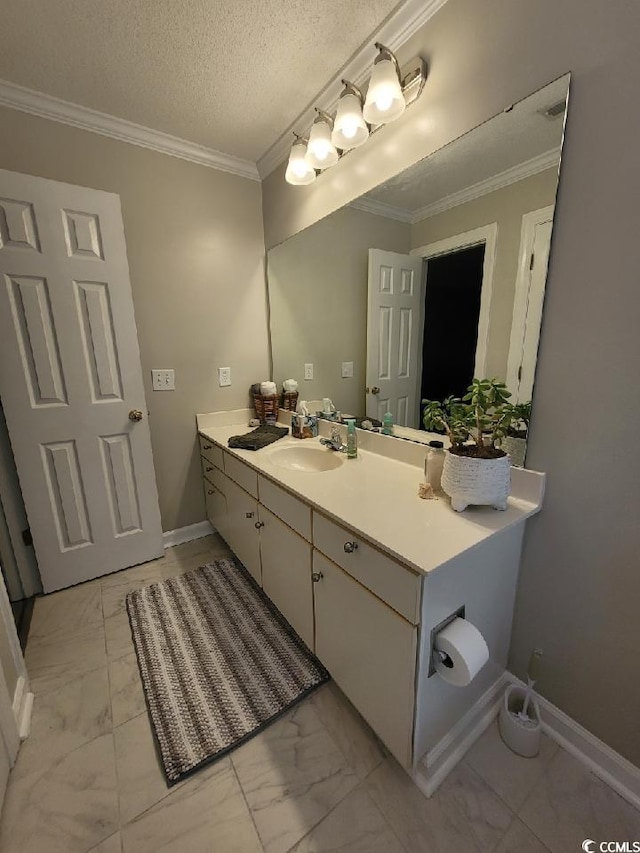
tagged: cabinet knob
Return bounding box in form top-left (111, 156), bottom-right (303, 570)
top-left (312, 571), bottom-right (323, 583)
top-left (205, 466), bottom-right (213, 472)
top-left (254, 521), bottom-right (264, 529)
top-left (343, 541), bottom-right (358, 554)
top-left (207, 489), bottom-right (214, 495)
top-left (203, 444), bottom-right (212, 450)
top-left (245, 511), bottom-right (255, 519)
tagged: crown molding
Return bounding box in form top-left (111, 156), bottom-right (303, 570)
top-left (256, 0), bottom-right (449, 179)
top-left (411, 148), bottom-right (560, 222)
top-left (0, 79), bottom-right (260, 181)
top-left (349, 196), bottom-right (413, 223)
top-left (348, 149), bottom-right (561, 225)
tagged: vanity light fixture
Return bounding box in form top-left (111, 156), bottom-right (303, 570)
top-left (305, 110), bottom-right (340, 170)
top-left (332, 81), bottom-right (369, 150)
top-left (284, 135), bottom-right (316, 185)
top-left (284, 42), bottom-right (426, 185)
top-left (363, 43), bottom-right (406, 125)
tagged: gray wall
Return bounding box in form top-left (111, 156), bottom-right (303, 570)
top-left (262, 0), bottom-right (640, 764)
top-left (0, 110), bottom-right (270, 532)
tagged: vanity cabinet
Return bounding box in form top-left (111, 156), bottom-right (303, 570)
top-left (259, 506), bottom-right (313, 648)
top-left (222, 475), bottom-right (262, 585)
top-left (313, 550), bottom-right (417, 767)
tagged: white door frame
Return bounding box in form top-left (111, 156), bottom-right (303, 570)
top-left (411, 223), bottom-right (498, 380)
top-left (506, 205), bottom-right (554, 400)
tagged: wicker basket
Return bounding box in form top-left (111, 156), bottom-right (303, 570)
top-left (441, 451), bottom-right (511, 512)
top-left (253, 394), bottom-right (279, 424)
top-left (281, 391), bottom-right (299, 412)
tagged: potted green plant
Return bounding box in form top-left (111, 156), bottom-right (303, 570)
top-left (498, 400), bottom-right (531, 468)
top-left (422, 378), bottom-right (513, 512)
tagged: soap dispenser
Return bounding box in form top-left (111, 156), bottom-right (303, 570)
top-left (346, 419), bottom-right (358, 459)
top-left (382, 412), bottom-right (394, 435)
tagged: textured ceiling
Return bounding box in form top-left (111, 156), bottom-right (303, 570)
top-left (365, 77), bottom-right (569, 212)
top-left (0, 0), bottom-right (402, 162)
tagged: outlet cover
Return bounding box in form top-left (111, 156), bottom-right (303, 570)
top-left (304, 363), bottom-right (314, 380)
top-left (218, 367), bottom-right (231, 387)
top-left (151, 369), bottom-right (175, 391)
top-left (341, 361), bottom-right (354, 378)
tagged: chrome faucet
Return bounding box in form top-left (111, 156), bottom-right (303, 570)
top-left (320, 426), bottom-right (346, 452)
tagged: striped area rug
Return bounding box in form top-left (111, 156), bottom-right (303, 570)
top-left (126, 558), bottom-right (329, 785)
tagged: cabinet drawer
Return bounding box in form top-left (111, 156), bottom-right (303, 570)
top-left (210, 466), bottom-right (228, 495)
top-left (313, 551), bottom-right (416, 767)
top-left (224, 453), bottom-right (258, 498)
top-left (201, 456), bottom-right (219, 481)
top-left (199, 435), bottom-right (224, 470)
top-left (313, 512), bottom-right (421, 625)
top-left (258, 476), bottom-right (311, 542)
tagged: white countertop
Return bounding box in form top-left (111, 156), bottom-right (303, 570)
top-left (197, 413), bottom-right (544, 577)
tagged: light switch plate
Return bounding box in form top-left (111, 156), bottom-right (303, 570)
top-left (218, 367), bottom-right (231, 387)
top-left (304, 363), bottom-right (314, 380)
top-left (341, 361), bottom-right (354, 378)
top-left (151, 369), bottom-right (175, 391)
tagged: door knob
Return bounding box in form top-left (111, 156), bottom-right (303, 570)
top-left (371, 386), bottom-right (381, 395)
top-left (129, 409), bottom-right (144, 422)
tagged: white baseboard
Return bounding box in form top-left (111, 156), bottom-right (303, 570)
top-left (507, 674), bottom-right (640, 811)
top-left (12, 676), bottom-right (33, 741)
top-left (413, 672), bottom-right (509, 797)
top-left (162, 520), bottom-right (214, 550)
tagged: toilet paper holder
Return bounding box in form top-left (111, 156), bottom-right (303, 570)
top-left (428, 605), bottom-right (466, 677)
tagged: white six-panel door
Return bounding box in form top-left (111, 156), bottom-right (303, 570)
top-left (0, 170), bottom-right (163, 592)
top-left (366, 249), bottom-right (424, 428)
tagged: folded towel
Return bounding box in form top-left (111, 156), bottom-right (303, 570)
top-left (228, 424), bottom-right (289, 451)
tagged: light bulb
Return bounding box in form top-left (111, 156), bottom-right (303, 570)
top-left (285, 140), bottom-right (316, 186)
top-left (363, 57), bottom-right (406, 125)
top-left (331, 91), bottom-right (369, 150)
top-left (306, 118), bottom-right (339, 169)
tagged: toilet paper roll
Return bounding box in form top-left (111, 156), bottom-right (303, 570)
top-left (434, 617), bottom-right (489, 687)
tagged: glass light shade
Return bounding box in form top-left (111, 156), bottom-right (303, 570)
top-left (305, 119), bottom-right (339, 169)
top-left (331, 93), bottom-right (369, 149)
top-left (363, 58), bottom-right (406, 125)
top-left (285, 140), bottom-right (316, 185)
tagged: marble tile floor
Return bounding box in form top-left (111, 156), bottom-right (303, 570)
top-left (1, 534), bottom-right (639, 852)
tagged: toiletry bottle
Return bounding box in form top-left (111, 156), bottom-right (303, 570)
top-left (346, 419), bottom-right (358, 459)
top-left (382, 412), bottom-right (394, 435)
top-left (426, 440), bottom-right (445, 491)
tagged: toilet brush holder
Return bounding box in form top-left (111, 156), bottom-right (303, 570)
top-left (498, 684), bottom-right (542, 757)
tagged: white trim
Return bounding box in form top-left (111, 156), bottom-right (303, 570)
top-left (411, 223), bottom-right (498, 378)
top-left (411, 149), bottom-right (560, 223)
top-left (257, 0), bottom-right (449, 178)
top-left (0, 79), bottom-right (260, 182)
top-left (412, 672), bottom-right (509, 796)
top-left (11, 677), bottom-right (33, 741)
top-left (162, 520), bottom-right (214, 550)
top-left (507, 674), bottom-right (640, 811)
top-left (349, 197), bottom-right (413, 224)
top-left (506, 205), bottom-right (555, 401)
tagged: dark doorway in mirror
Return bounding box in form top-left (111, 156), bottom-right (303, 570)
top-left (420, 244), bottom-right (485, 415)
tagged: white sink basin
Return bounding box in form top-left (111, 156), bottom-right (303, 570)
top-left (269, 445), bottom-right (343, 473)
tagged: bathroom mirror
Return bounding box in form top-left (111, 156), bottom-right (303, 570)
top-left (267, 74), bottom-right (570, 448)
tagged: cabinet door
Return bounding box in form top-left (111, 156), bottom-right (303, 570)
top-left (225, 477), bottom-right (261, 585)
top-left (260, 507), bottom-right (313, 649)
top-left (204, 479), bottom-right (228, 543)
top-left (313, 551), bottom-right (417, 768)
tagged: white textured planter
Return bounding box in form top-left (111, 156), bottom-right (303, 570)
top-left (441, 451), bottom-right (511, 512)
